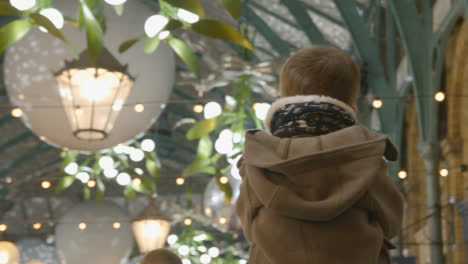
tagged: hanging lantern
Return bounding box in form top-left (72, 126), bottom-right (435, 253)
top-left (132, 201), bottom-right (171, 253)
top-left (4, 0), bottom-right (175, 151)
top-left (0, 241), bottom-right (20, 264)
top-left (55, 48), bottom-right (134, 141)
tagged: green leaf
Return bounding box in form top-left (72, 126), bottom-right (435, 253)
top-left (141, 177), bottom-right (157, 192)
top-left (55, 175), bottom-right (75, 194)
top-left (186, 117), bottom-right (219, 140)
top-left (143, 36), bottom-right (160, 54)
top-left (146, 159), bottom-right (160, 178)
top-left (80, 0), bottom-right (103, 61)
top-left (165, 20), bottom-right (183, 31)
top-left (113, 3), bottom-right (124, 16)
top-left (0, 2), bottom-right (21, 16)
top-left (124, 186), bottom-right (136, 200)
top-left (95, 177), bottom-right (105, 201)
top-left (168, 37), bottom-right (200, 79)
top-left (197, 135), bottom-right (212, 159)
top-left (0, 20), bottom-right (31, 55)
top-left (163, 0), bottom-right (205, 17)
top-left (216, 175), bottom-right (232, 203)
top-left (132, 180), bottom-right (151, 194)
top-left (182, 159), bottom-right (216, 177)
top-left (191, 19), bottom-right (253, 50)
top-left (83, 186), bottom-right (91, 200)
top-left (118, 36), bottom-right (144, 53)
top-left (220, 0), bottom-right (241, 19)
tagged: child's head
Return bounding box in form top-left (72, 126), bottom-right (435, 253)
top-left (280, 45), bottom-right (360, 107)
top-left (140, 248), bottom-right (182, 264)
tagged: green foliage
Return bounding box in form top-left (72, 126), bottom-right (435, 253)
top-left (118, 36), bottom-right (144, 53)
top-left (192, 20), bottom-right (253, 50)
top-left (186, 117), bottom-right (219, 140)
top-left (197, 135), bottom-right (213, 160)
top-left (143, 36), bottom-right (160, 54)
top-left (0, 2), bottom-right (21, 15)
top-left (55, 175), bottom-right (75, 194)
top-left (124, 186), bottom-right (136, 200)
top-left (220, 0), bottom-right (242, 19)
top-left (163, 0), bottom-right (205, 17)
top-left (113, 3), bottom-right (124, 16)
top-left (168, 36), bottom-right (200, 79)
top-left (0, 20), bottom-right (31, 55)
top-left (182, 159), bottom-right (217, 178)
top-left (80, 0), bottom-right (103, 61)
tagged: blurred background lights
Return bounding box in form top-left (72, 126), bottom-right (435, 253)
top-left (116, 173), bottom-right (131, 186)
top-left (32, 223), bottom-right (41, 230)
top-left (134, 168), bottom-right (144, 175)
top-left (87, 180), bottom-right (96, 188)
top-left (78, 222), bottom-right (86, 230)
top-left (254, 103), bottom-right (271, 121)
top-left (182, 259), bottom-right (191, 264)
top-left (178, 245), bottom-right (190, 256)
top-left (435, 92), bottom-right (445, 102)
top-left (113, 222), bottom-right (121, 229)
top-left (177, 9), bottom-right (200, 23)
top-left (64, 162), bottom-right (78, 175)
top-left (129, 148), bottom-right (144, 162)
top-left (10, 108), bottom-right (22, 118)
top-left (372, 98), bottom-right (383, 109)
top-left (144, 15), bottom-right (169, 38)
top-left (208, 247), bottom-right (219, 258)
top-left (134, 103), bottom-right (145, 113)
top-left (41, 180), bottom-right (51, 189)
top-left (193, 104), bottom-right (204, 113)
top-left (103, 168), bottom-right (118, 178)
top-left (398, 170), bottom-right (407, 179)
top-left (440, 168), bottom-right (449, 177)
top-left (204, 102), bottom-right (222, 119)
top-left (219, 176), bottom-right (228, 184)
top-left (167, 234), bottom-right (178, 245)
top-left (98, 156), bottom-right (114, 169)
top-left (38, 8), bottom-right (64, 32)
top-left (184, 218), bottom-right (192, 226)
top-left (75, 172), bottom-right (90, 183)
top-left (141, 139), bottom-right (155, 152)
top-left (132, 178), bottom-right (141, 185)
top-left (200, 254), bottom-right (211, 264)
top-left (9, 0), bottom-right (36, 11)
top-left (0, 225), bottom-right (7, 232)
top-left (219, 217), bottom-right (227, 225)
top-left (176, 178), bottom-right (185, 185)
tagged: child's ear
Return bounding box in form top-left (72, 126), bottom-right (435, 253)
top-left (352, 104), bottom-right (358, 112)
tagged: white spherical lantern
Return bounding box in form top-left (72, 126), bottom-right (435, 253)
top-left (55, 201), bottom-right (133, 264)
top-left (4, 0), bottom-right (175, 151)
top-left (0, 241), bottom-right (20, 264)
top-left (203, 175), bottom-right (242, 231)
top-left (16, 238), bottom-right (59, 264)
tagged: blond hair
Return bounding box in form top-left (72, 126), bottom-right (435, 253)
top-left (279, 46), bottom-right (360, 105)
top-left (140, 249), bottom-right (182, 264)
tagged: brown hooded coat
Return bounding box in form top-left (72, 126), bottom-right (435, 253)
top-left (235, 125), bottom-right (404, 264)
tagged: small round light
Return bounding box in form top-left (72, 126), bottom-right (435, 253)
top-left (182, 259), bottom-right (191, 264)
top-left (215, 138), bottom-right (233, 154)
top-left (129, 148), bottom-right (144, 162)
top-left (132, 178), bottom-right (141, 185)
top-left (0, 224), bottom-right (7, 232)
top-left (372, 98), bottom-right (383, 109)
top-left (440, 168), bottom-right (449, 177)
top-left (176, 178), bottom-right (185, 185)
top-left (32, 223), bottom-right (41, 230)
top-left (75, 172), bottom-right (90, 183)
top-left (113, 222), bottom-right (121, 229)
top-left (194, 234), bottom-right (207, 242)
top-left (11, 108), bottom-right (22, 118)
top-left (104, 0), bottom-right (127, 5)
top-left (117, 173), bottom-right (131, 186)
top-left (87, 180), bottom-right (96, 188)
top-left (252, 102), bottom-right (261, 110)
top-left (184, 218), bottom-right (192, 226)
top-left (64, 162), bottom-right (78, 175)
top-left (39, 136), bottom-right (47, 141)
top-left (254, 103), bottom-right (271, 121)
top-left (5, 177), bottom-right (12, 184)
top-left (232, 132), bottom-right (242, 144)
top-left (103, 168), bottom-right (118, 178)
top-left (39, 8), bottom-right (64, 32)
top-left (134, 103), bottom-right (145, 113)
top-left (141, 139), bottom-right (156, 152)
top-left (219, 217), bottom-right (227, 224)
top-left (98, 156), bottom-right (114, 169)
top-left (41, 180), bottom-right (51, 189)
top-left (219, 176), bottom-right (229, 184)
top-left (435, 92), bottom-right (445, 102)
top-left (167, 234), bottom-right (178, 245)
top-left (78, 222), bottom-right (87, 230)
top-left (200, 254), bottom-right (211, 264)
top-left (9, 0), bottom-right (36, 11)
top-left (144, 15), bottom-right (169, 38)
top-left (178, 245), bottom-right (190, 256)
top-left (193, 104), bottom-right (204, 113)
top-left (134, 168), bottom-right (144, 175)
top-left (177, 8), bottom-right (200, 24)
top-left (204, 102), bottom-right (222, 119)
top-left (158, 30), bottom-right (170, 40)
top-left (208, 247), bottom-right (219, 258)
top-left (398, 170), bottom-right (407, 179)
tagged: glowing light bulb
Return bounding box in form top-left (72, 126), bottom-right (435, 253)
top-left (75, 172), bottom-right (90, 183)
top-left (132, 178), bottom-right (141, 185)
top-left (193, 104), bottom-right (204, 113)
top-left (176, 177), bottom-right (185, 185)
top-left (78, 222), bottom-right (87, 230)
top-left (184, 218), bottom-right (192, 226)
top-left (440, 168), bottom-right (448, 177)
top-left (11, 107), bottom-right (22, 118)
top-left (200, 254), bottom-right (211, 264)
top-left (372, 98), bottom-right (383, 109)
top-left (0, 224), bottom-right (7, 232)
top-left (9, 0), bottom-right (36, 11)
top-left (0, 252), bottom-right (9, 264)
top-left (219, 176), bottom-right (229, 184)
top-left (75, 106), bottom-right (83, 116)
top-left (141, 139), bottom-right (155, 152)
top-left (87, 180), bottom-right (96, 188)
top-left (167, 234), bottom-right (178, 245)
top-left (129, 148), bottom-right (144, 162)
top-left (33, 223), bottom-right (41, 230)
top-left (178, 245), bottom-right (190, 256)
top-left (208, 247), bottom-right (220, 258)
top-left (134, 103), bottom-right (145, 113)
top-left (177, 9), bottom-right (200, 23)
top-left (39, 8), bottom-right (64, 32)
top-left (144, 15), bottom-right (169, 38)
top-left (435, 92), bottom-right (445, 102)
top-left (219, 217), bottom-right (227, 224)
top-left (99, 156), bottom-right (114, 169)
top-left (41, 180), bottom-right (51, 189)
top-left (204, 102), bottom-right (222, 119)
top-left (142, 221), bottom-right (161, 238)
top-left (113, 222), bottom-right (121, 229)
top-left (104, 168), bottom-right (118, 178)
top-left (64, 162), bottom-right (78, 175)
top-left (398, 170), bottom-right (407, 179)
top-left (39, 136), bottom-right (47, 141)
top-left (254, 103), bottom-right (271, 121)
top-left (158, 30), bottom-right (170, 40)
top-left (117, 173), bottom-right (131, 186)
top-left (104, 0), bottom-right (127, 5)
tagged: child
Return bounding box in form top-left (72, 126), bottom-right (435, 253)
top-left (235, 46), bottom-right (404, 264)
top-left (140, 248), bottom-right (182, 264)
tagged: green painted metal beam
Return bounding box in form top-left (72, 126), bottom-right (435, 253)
top-left (0, 143), bottom-right (54, 178)
top-left (301, 2), bottom-right (345, 27)
top-left (0, 114), bottom-right (13, 128)
top-left (0, 131), bottom-right (33, 153)
top-left (279, 0), bottom-right (328, 45)
top-left (243, 5), bottom-right (294, 55)
top-left (247, 1), bottom-right (302, 31)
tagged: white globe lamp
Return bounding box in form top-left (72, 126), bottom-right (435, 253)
top-left (4, 0), bottom-right (175, 151)
top-left (0, 241), bottom-right (20, 264)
